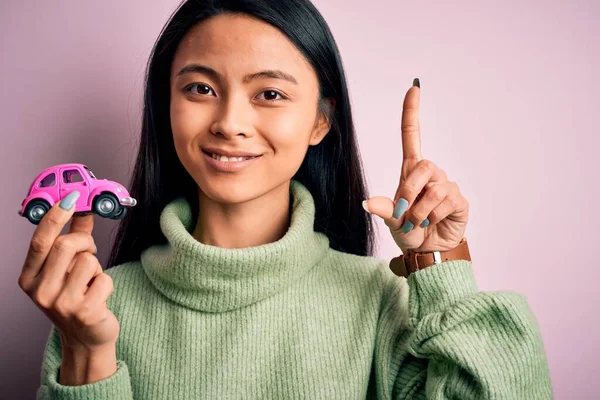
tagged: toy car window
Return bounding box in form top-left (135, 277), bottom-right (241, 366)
top-left (39, 173), bottom-right (56, 188)
top-left (84, 166), bottom-right (97, 179)
top-left (63, 169), bottom-right (84, 184)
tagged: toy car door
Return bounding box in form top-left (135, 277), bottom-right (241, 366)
top-left (35, 171), bottom-right (59, 201)
top-left (58, 166), bottom-right (91, 211)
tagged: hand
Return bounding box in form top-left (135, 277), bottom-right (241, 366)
top-left (18, 192), bottom-right (120, 352)
top-left (363, 79), bottom-right (469, 253)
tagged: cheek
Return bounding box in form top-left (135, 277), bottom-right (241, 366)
top-left (170, 99), bottom-right (208, 172)
top-left (259, 111), bottom-right (313, 154)
top-left (170, 98), bottom-right (210, 147)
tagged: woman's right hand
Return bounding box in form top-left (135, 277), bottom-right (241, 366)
top-left (18, 191), bottom-right (120, 353)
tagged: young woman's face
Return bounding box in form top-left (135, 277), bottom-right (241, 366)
top-left (170, 13), bottom-right (331, 205)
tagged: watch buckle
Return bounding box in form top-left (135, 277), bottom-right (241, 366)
top-left (405, 250), bottom-right (442, 273)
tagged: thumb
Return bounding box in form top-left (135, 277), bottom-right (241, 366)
top-left (363, 196), bottom-right (405, 230)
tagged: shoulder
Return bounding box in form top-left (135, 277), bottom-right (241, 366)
top-left (104, 260), bottom-right (145, 284)
top-left (321, 248), bottom-right (403, 294)
top-left (102, 261), bottom-right (148, 311)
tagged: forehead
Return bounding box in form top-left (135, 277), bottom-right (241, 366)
top-left (172, 13), bottom-right (313, 80)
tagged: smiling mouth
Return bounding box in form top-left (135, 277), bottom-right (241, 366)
top-left (202, 150), bottom-right (262, 162)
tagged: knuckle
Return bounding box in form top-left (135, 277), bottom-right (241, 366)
top-left (446, 196), bottom-right (458, 210)
top-left (449, 180), bottom-right (459, 192)
top-left (46, 212), bottom-right (63, 227)
top-left (428, 185), bottom-right (446, 202)
top-left (99, 274), bottom-right (114, 292)
top-left (411, 207), bottom-right (427, 222)
top-left (18, 275), bottom-right (30, 293)
top-left (77, 251), bottom-right (97, 265)
top-left (30, 236), bottom-right (52, 255)
top-left (428, 209), bottom-right (440, 224)
top-left (52, 236), bottom-right (72, 253)
top-left (74, 304), bottom-right (92, 326)
top-left (409, 212), bottom-right (423, 224)
top-left (54, 297), bottom-right (76, 318)
top-left (401, 183), bottom-right (418, 197)
top-left (17, 275), bottom-right (24, 290)
top-left (80, 253), bottom-right (101, 272)
top-left (75, 303), bottom-right (100, 326)
top-left (418, 159), bottom-right (435, 172)
top-left (446, 196), bottom-right (462, 211)
top-left (401, 122), bottom-right (419, 133)
top-left (72, 255), bottom-right (98, 276)
top-left (90, 273), bottom-right (113, 296)
top-left (404, 155), bottom-right (420, 163)
top-left (33, 289), bottom-right (54, 310)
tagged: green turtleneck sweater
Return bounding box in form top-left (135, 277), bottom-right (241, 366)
top-left (36, 180), bottom-right (552, 399)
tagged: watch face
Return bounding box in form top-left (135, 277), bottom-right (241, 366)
top-left (389, 256), bottom-right (408, 277)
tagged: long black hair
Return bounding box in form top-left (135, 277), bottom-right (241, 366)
top-left (107, 0), bottom-right (376, 269)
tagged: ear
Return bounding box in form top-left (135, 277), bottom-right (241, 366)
top-left (309, 98), bottom-right (336, 146)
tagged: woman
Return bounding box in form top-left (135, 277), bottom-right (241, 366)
top-left (20, 0), bottom-right (552, 398)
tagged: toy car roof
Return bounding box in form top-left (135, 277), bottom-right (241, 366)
top-left (26, 163), bottom-right (91, 193)
top-left (34, 163), bottom-right (90, 178)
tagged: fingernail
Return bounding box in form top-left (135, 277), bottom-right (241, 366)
top-left (401, 220), bottom-right (414, 234)
top-left (59, 191), bottom-right (80, 210)
top-left (420, 218), bottom-right (430, 228)
top-left (413, 78), bottom-right (420, 88)
top-left (362, 200), bottom-right (371, 214)
top-left (393, 198), bottom-right (409, 219)
top-left (94, 244), bottom-right (98, 254)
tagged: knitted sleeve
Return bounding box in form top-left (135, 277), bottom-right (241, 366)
top-left (370, 259), bottom-right (553, 399)
top-left (36, 324), bottom-right (133, 399)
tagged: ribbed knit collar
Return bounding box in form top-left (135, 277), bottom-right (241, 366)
top-left (140, 180), bottom-right (330, 313)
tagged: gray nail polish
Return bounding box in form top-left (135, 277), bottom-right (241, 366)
top-left (393, 198), bottom-right (409, 219)
top-left (401, 220), bottom-right (414, 234)
top-left (413, 78), bottom-right (420, 88)
top-left (59, 191), bottom-right (80, 210)
top-left (94, 244), bottom-right (98, 254)
top-left (420, 218), bottom-right (430, 228)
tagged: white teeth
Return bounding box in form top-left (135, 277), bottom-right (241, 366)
top-left (210, 153), bottom-right (255, 162)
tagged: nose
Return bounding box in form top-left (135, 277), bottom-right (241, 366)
top-left (210, 95), bottom-right (254, 139)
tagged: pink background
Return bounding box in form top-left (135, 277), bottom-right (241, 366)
top-left (1, 1), bottom-right (597, 398)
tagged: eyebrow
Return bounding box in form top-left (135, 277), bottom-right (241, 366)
top-left (175, 64), bottom-right (298, 85)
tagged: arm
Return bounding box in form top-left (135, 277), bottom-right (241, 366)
top-left (371, 260), bottom-right (553, 399)
top-left (37, 325), bottom-right (133, 399)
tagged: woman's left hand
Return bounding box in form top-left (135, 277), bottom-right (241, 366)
top-left (363, 79), bottom-right (469, 253)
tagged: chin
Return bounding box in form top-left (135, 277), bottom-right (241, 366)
top-left (196, 173), bottom-right (294, 207)
top-left (196, 175), bottom-right (266, 205)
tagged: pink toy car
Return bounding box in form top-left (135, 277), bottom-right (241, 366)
top-left (19, 163), bottom-right (137, 225)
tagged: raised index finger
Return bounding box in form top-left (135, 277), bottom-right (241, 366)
top-left (20, 191), bottom-right (81, 285)
top-left (401, 79), bottom-right (422, 162)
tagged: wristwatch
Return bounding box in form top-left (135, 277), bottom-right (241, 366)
top-left (389, 237), bottom-right (471, 277)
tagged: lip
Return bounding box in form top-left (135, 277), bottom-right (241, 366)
top-left (202, 147), bottom-right (262, 158)
top-left (203, 151), bottom-right (262, 173)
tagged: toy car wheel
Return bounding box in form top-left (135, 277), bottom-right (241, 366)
top-left (110, 207), bottom-right (127, 220)
top-left (93, 193), bottom-right (120, 218)
top-left (25, 200), bottom-right (51, 225)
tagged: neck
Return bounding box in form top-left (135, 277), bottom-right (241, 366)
top-left (191, 182), bottom-right (292, 249)
top-left (140, 180), bottom-right (331, 312)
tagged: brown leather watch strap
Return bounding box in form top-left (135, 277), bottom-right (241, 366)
top-left (389, 237), bottom-right (471, 277)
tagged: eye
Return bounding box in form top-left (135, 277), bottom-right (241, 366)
top-left (184, 83), bottom-right (215, 96)
top-left (256, 90), bottom-right (287, 102)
